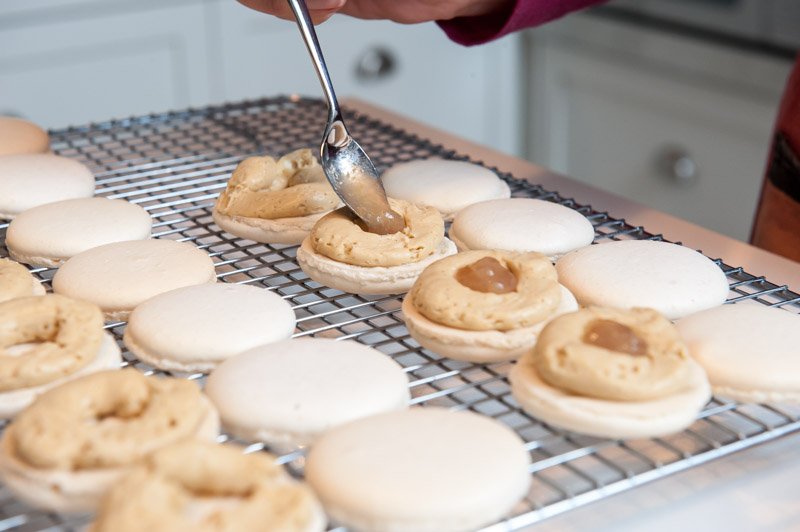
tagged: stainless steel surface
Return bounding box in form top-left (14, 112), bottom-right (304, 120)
top-left (1, 96), bottom-right (799, 531)
top-left (286, 0), bottom-right (395, 229)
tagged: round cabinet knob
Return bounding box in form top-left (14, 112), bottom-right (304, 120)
top-left (354, 47), bottom-right (397, 82)
top-left (656, 146), bottom-right (699, 185)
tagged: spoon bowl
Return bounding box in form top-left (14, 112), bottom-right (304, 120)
top-left (286, 0), bottom-right (403, 235)
top-left (321, 119), bottom-right (404, 234)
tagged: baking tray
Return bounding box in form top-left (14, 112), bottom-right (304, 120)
top-left (1, 96), bottom-right (799, 531)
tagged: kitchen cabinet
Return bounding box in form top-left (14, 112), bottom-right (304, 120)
top-left (0, 2), bottom-right (212, 127)
top-left (0, 0), bottom-right (522, 155)
top-left (326, 19), bottom-right (523, 156)
top-left (212, 0), bottom-right (523, 156)
top-left (525, 15), bottom-right (793, 241)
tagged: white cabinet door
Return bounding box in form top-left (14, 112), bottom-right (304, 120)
top-left (526, 17), bottom-right (792, 241)
top-left (0, 0), bottom-right (522, 154)
top-left (0, 3), bottom-right (210, 128)
top-left (212, 1), bottom-right (523, 155)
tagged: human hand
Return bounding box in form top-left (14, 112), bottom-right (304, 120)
top-left (238, 0), bottom-right (512, 25)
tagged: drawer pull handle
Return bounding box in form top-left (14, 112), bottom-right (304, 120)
top-left (657, 146), bottom-right (698, 184)
top-left (355, 47), bottom-right (397, 81)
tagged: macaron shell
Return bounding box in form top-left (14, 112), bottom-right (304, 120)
top-left (296, 236), bottom-right (457, 295)
top-left (212, 209), bottom-right (326, 245)
top-left (402, 285), bottom-right (579, 363)
top-left (0, 117), bottom-right (49, 156)
top-left (305, 408), bottom-right (531, 532)
top-left (205, 338), bottom-right (410, 447)
top-left (677, 304), bottom-right (800, 402)
top-left (7, 198), bottom-right (152, 267)
top-left (0, 154), bottom-right (94, 218)
top-left (450, 198), bottom-right (594, 258)
top-left (0, 333), bottom-right (121, 419)
top-left (381, 159), bottom-right (510, 218)
top-left (52, 239), bottom-right (216, 318)
top-left (124, 283), bottom-right (296, 371)
top-left (0, 394), bottom-right (219, 513)
top-left (510, 358), bottom-right (711, 439)
top-left (556, 240), bottom-right (730, 320)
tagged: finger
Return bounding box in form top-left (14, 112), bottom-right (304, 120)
top-left (238, 0), bottom-right (345, 23)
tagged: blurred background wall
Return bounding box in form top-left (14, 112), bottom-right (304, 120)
top-left (1, 0), bottom-right (797, 241)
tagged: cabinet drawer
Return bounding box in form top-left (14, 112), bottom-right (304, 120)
top-left (527, 38), bottom-right (785, 240)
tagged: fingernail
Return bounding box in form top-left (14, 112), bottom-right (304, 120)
top-left (307, 0), bottom-right (344, 9)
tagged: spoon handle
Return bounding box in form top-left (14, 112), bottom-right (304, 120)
top-left (286, 0), bottom-right (341, 124)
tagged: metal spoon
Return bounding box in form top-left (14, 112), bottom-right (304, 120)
top-left (286, 0), bottom-right (404, 235)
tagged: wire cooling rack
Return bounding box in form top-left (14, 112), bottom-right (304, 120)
top-left (1, 96), bottom-right (800, 531)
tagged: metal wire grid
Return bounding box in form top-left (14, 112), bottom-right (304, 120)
top-left (0, 95), bottom-right (799, 531)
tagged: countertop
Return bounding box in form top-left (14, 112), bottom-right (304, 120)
top-left (344, 98), bottom-right (800, 294)
top-left (343, 98), bottom-right (800, 531)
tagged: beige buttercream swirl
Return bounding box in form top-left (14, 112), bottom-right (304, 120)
top-left (9, 369), bottom-right (209, 470)
top-left (215, 149), bottom-right (340, 219)
top-left (0, 295), bottom-right (103, 392)
top-left (92, 441), bottom-right (323, 532)
top-left (409, 250), bottom-right (561, 331)
top-left (0, 259), bottom-right (40, 303)
top-left (531, 307), bottom-right (693, 401)
top-left (310, 199), bottom-right (444, 267)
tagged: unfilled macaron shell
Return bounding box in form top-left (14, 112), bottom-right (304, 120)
top-left (52, 239), bottom-right (216, 321)
top-left (205, 338), bottom-right (409, 448)
top-left (124, 283), bottom-right (296, 372)
top-left (450, 198), bottom-right (594, 259)
top-left (677, 304), bottom-right (800, 403)
top-left (7, 198), bottom-right (152, 267)
top-left (0, 154), bottom-right (95, 218)
top-left (305, 408), bottom-right (531, 532)
top-left (0, 117), bottom-right (49, 156)
top-left (556, 240), bottom-right (729, 320)
top-left (381, 159), bottom-right (510, 218)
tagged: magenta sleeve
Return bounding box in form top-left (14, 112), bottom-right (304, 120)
top-left (438, 0), bottom-right (608, 46)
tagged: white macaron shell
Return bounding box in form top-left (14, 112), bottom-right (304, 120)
top-left (381, 159), bottom-right (510, 217)
top-left (7, 197), bottom-right (152, 266)
top-left (52, 239), bottom-right (216, 318)
top-left (125, 283), bottom-right (296, 368)
top-left (0, 154), bottom-right (94, 218)
top-left (450, 198), bottom-right (594, 258)
top-left (205, 338), bottom-right (410, 446)
top-left (306, 408), bottom-right (531, 532)
top-left (677, 304), bottom-right (800, 402)
top-left (556, 240), bottom-right (730, 320)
